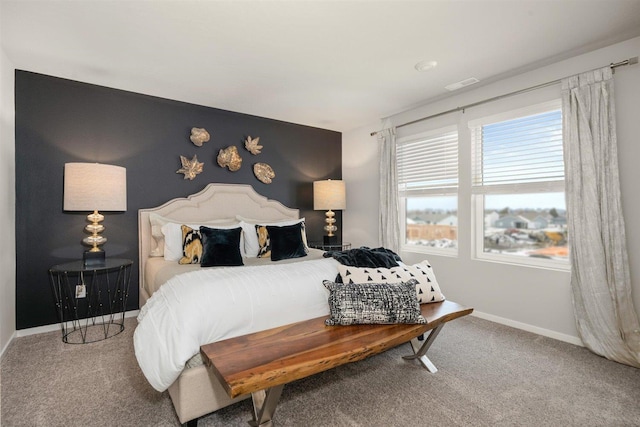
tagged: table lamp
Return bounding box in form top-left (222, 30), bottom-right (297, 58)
top-left (313, 179), bottom-right (346, 245)
top-left (64, 163), bottom-right (127, 266)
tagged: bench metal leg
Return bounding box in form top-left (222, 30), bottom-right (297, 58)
top-left (403, 323), bottom-right (445, 373)
top-left (248, 384), bottom-right (285, 427)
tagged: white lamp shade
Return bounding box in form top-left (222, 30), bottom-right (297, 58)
top-left (313, 179), bottom-right (346, 210)
top-left (64, 163), bottom-right (127, 212)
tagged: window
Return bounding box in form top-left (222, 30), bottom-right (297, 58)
top-left (397, 127), bottom-right (458, 254)
top-left (470, 100), bottom-right (568, 269)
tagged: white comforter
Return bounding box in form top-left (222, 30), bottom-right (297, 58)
top-left (134, 257), bottom-right (340, 392)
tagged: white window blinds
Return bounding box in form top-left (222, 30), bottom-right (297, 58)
top-left (397, 129), bottom-right (458, 197)
top-left (471, 103), bottom-right (564, 193)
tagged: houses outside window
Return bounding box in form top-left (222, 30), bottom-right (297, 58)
top-left (397, 127), bottom-right (458, 255)
top-left (469, 100), bottom-right (568, 269)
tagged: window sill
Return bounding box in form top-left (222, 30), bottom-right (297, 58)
top-left (474, 252), bottom-right (570, 272)
top-left (400, 245), bottom-right (458, 258)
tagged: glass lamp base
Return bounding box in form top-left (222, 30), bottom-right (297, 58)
top-left (323, 235), bottom-right (338, 245)
top-left (83, 250), bottom-right (106, 267)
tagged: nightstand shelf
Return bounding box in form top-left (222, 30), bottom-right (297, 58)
top-left (309, 242), bottom-right (352, 251)
top-left (48, 258), bottom-right (133, 344)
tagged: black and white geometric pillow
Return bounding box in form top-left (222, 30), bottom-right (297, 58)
top-left (323, 279), bottom-right (427, 326)
top-left (337, 260), bottom-right (445, 304)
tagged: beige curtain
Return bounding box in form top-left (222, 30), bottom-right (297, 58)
top-left (378, 127), bottom-right (400, 253)
top-left (562, 67), bottom-right (640, 367)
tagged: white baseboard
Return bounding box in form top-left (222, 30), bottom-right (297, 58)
top-left (0, 330), bottom-right (17, 361)
top-left (471, 310), bottom-right (584, 347)
top-left (4, 309), bottom-right (582, 359)
top-left (15, 310), bottom-right (140, 338)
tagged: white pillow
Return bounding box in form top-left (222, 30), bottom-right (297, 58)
top-left (149, 213), bottom-right (170, 257)
top-left (161, 220), bottom-right (240, 261)
top-left (237, 217), bottom-right (306, 257)
top-left (336, 260), bottom-right (445, 304)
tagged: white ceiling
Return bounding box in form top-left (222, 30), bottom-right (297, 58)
top-left (2, 1), bottom-right (640, 132)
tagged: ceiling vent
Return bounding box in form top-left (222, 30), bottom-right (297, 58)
top-left (445, 77), bottom-right (480, 91)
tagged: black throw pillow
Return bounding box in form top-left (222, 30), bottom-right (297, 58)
top-left (266, 223), bottom-right (308, 261)
top-left (199, 226), bottom-right (244, 267)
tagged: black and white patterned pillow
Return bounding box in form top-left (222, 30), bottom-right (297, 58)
top-left (337, 260), bottom-right (445, 304)
top-left (323, 279), bottom-right (427, 326)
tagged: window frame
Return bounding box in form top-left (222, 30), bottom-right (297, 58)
top-left (468, 100), bottom-right (569, 271)
top-left (397, 125), bottom-right (459, 257)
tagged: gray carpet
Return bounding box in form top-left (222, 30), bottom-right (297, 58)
top-left (2, 315), bottom-right (639, 427)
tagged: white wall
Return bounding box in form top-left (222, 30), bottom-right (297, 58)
top-left (0, 41), bottom-right (16, 357)
top-left (342, 125), bottom-right (380, 247)
top-left (343, 36), bottom-right (640, 344)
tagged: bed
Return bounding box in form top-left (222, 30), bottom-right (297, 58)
top-left (135, 183), bottom-right (340, 425)
top-left (135, 183), bottom-right (449, 425)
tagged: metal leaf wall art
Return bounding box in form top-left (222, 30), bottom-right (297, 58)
top-left (190, 127), bottom-right (210, 147)
top-left (217, 146), bottom-right (243, 171)
top-left (253, 163), bottom-right (275, 184)
top-left (245, 136), bottom-right (263, 155)
top-left (176, 154), bottom-right (204, 180)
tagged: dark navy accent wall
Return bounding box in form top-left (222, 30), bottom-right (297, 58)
top-left (15, 70), bottom-right (342, 329)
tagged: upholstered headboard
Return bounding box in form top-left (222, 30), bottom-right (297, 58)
top-left (138, 183), bottom-right (299, 303)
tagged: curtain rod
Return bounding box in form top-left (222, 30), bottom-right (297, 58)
top-left (370, 56), bottom-right (638, 137)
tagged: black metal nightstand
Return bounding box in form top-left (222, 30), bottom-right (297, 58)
top-left (48, 258), bottom-right (133, 344)
top-left (309, 242), bottom-right (352, 251)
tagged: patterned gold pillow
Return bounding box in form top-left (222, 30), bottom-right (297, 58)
top-left (256, 225), bottom-right (271, 258)
top-left (179, 225), bottom-right (203, 265)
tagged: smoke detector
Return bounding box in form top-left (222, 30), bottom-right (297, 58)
top-left (415, 60), bottom-right (438, 72)
top-left (445, 77), bottom-right (480, 91)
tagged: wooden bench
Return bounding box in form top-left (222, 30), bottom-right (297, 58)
top-left (201, 300), bottom-right (473, 426)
